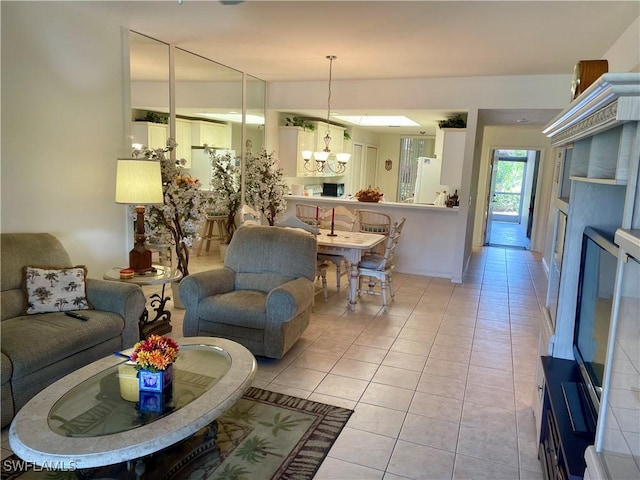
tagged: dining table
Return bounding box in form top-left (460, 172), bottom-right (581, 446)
top-left (316, 228), bottom-right (387, 310)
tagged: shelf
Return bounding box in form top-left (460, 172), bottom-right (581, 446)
top-left (569, 176), bottom-right (626, 186)
top-left (615, 229), bottom-right (640, 259)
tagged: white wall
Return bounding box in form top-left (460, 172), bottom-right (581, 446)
top-left (604, 17), bottom-right (640, 73)
top-left (472, 126), bottom-right (554, 253)
top-left (1, 2), bottom-right (131, 276)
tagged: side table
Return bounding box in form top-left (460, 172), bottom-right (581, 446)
top-left (104, 265), bottom-right (182, 338)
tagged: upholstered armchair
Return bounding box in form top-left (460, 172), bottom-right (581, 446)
top-left (180, 225), bottom-right (317, 359)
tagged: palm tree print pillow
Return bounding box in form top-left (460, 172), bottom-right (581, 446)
top-left (23, 266), bottom-right (91, 314)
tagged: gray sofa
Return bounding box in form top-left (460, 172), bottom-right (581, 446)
top-left (180, 225), bottom-right (316, 359)
top-left (1, 233), bottom-right (146, 428)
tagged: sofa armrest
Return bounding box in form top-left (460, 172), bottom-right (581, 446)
top-left (86, 279), bottom-right (146, 348)
top-left (266, 277), bottom-right (315, 324)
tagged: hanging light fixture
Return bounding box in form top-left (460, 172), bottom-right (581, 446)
top-left (303, 55), bottom-right (350, 175)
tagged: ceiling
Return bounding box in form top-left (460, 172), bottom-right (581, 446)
top-left (85, 0), bottom-right (639, 134)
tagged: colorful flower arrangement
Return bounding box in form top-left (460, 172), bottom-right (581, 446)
top-left (130, 334), bottom-right (179, 372)
top-left (244, 149), bottom-right (288, 226)
top-left (355, 186), bottom-right (384, 202)
top-left (133, 138), bottom-right (207, 277)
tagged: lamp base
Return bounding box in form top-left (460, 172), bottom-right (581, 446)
top-left (129, 245), bottom-right (154, 274)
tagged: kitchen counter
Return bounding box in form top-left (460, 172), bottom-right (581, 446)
top-left (286, 195), bottom-right (459, 213)
top-left (284, 197), bottom-right (459, 279)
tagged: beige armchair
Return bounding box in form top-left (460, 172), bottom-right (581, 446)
top-left (180, 225), bottom-right (317, 359)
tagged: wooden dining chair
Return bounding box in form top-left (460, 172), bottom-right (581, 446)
top-left (357, 209), bottom-right (392, 255)
top-left (317, 206), bottom-right (357, 291)
top-left (295, 203), bottom-right (323, 227)
top-left (357, 217), bottom-right (406, 309)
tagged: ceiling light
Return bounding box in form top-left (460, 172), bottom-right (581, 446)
top-left (197, 112), bottom-right (264, 124)
top-left (303, 55), bottom-right (350, 175)
top-left (333, 115), bottom-right (419, 127)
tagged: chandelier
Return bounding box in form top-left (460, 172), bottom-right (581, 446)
top-left (302, 55), bottom-right (350, 175)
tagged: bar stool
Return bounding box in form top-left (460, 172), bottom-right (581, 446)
top-left (196, 213), bottom-right (227, 256)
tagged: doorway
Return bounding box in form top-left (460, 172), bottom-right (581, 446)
top-left (484, 149), bottom-right (540, 249)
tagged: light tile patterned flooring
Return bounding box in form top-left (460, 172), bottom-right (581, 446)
top-left (2, 244), bottom-right (547, 480)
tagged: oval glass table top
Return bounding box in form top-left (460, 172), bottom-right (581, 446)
top-left (47, 344), bottom-right (232, 437)
top-left (9, 337), bottom-right (256, 469)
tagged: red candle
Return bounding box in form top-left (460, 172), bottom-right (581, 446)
top-left (315, 206), bottom-right (319, 222)
top-left (331, 208), bottom-right (335, 230)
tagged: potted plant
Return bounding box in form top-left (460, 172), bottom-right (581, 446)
top-left (245, 149), bottom-right (288, 226)
top-left (206, 147), bottom-right (242, 246)
top-left (133, 139), bottom-right (207, 279)
top-left (438, 113), bottom-right (466, 129)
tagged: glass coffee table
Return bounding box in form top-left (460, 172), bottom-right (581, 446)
top-left (9, 337), bottom-right (256, 472)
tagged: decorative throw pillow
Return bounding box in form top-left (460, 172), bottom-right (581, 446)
top-left (24, 266), bottom-right (91, 314)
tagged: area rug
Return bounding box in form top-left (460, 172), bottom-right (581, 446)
top-left (1, 387), bottom-right (353, 480)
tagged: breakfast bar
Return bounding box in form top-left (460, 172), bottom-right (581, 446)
top-left (284, 196), bottom-right (459, 280)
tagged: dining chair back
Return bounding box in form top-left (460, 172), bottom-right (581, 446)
top-left (320, 206), bottom-right (357, 232)
top-left (357, 209), bottom-right (391, 254)
top-left (295, 203), bottom-right (322, 227)
top-left (357, 217), bottom-right (406, 309)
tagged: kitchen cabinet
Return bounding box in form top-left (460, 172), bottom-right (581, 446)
top-left (132, 122), bottom-right (168, 150)
top-left (436, 128), bottom-right (466, 187)
top-left (176, 118), bottom-right (192, 167)
top-left (191, 120), bottom-right (231, 149)
top-left (278, 121), bottom-right (347, 178)
top-left (278, 126), bottom-right (316, 177)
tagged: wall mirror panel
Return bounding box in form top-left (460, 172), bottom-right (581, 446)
top-left (129, 30), bottom-right (266, 193)
top-left (174, 47), bottom-right (243, 190)
top-left (245, 74), bottom-right (266, 153)
top-left (129, 31), bottom-right (170, 151)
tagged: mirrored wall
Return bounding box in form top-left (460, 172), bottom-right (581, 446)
top-left (128, 31), bottom-right (266, 191)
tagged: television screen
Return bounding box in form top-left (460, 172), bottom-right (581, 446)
top-left (573, 227), bottom-right (618, 414)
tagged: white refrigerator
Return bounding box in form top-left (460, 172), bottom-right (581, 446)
top-left (413, 156), bottom-right (449, 204)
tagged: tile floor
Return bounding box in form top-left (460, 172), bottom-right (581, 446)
top-left (1, 243), bottom-right (548, 480)
top-left (488, 221), bottom-right (531, 250)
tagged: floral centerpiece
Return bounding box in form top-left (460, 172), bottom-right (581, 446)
top-left (245, 149), bottom-right (287, 226)
top-left (133, 138), bottom-right (207, 277)
top-left (130, 334), bottom-right (179, 372)
top-left (206, 148), bottom-right (241, 244)
top-left (355, 186), bottom-right (384, 202)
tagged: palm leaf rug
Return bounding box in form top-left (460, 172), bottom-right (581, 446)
top-left (2, 387), bottom-right (353, 480)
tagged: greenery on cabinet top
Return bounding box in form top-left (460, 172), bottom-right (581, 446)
top-left (282, 115), bottom-right (351, 140)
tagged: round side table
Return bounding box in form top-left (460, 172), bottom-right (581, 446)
top-left (104, 265), bottom-right (182, 338)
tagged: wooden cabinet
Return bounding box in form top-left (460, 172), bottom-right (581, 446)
top-left (191, 120), bottom-right (231, 148)
top-left (436, 128), bottom-right (466, 187)
top-left (132, 122), bottom-right (168, 150)
top-left (538, 73), bottom-right (640, 480)
top-left (539, 357), bottom-right (595, 480)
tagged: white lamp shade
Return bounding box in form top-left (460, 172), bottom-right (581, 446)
top-left (115, 159), bottom-right (164, 205)
top-left (301, 150), bottom-right (313, 160)
top-left (313, 151), bottom-right (329, 162)
top-left (336, 153), bottom-right (351, 163)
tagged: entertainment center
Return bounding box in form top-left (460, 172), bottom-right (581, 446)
top-left (535, 73), bottom-right (640, 480)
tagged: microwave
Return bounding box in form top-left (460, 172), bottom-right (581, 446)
top-left (322, 183), bottom-right (344, 197)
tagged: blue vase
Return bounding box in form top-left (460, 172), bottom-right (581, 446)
top-left (137, 364), bottom-right (173, 413)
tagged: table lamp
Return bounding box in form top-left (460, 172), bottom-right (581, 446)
top-left (115, 159), bottom-right (164, 274)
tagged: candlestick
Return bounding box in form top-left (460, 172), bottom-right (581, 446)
top-left (328, 207), bottom-right (337, 236)
top-left (315, 206), bottom-right (319, 223)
